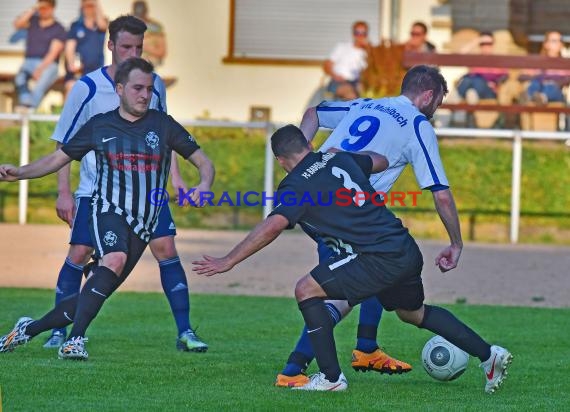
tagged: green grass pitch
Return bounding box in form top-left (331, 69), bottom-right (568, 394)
top-left (0, 288), bottom-right (568, 411)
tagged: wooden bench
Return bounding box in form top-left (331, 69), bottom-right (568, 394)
top-left (402, 52), bottom-right (570, 130)
top-left (0, 72), bottom-right (177, 112)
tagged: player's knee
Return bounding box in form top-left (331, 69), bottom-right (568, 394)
top-left (295, 274), bottom-right (325, 302)
top-left (67, 244), bottom-right (94, 266)
top-left (100, 252), bottom-right (127, 276)
top-left (149, 236), bottom-right (177, 260)
top-left (396, 306), bottom-right (424, 326)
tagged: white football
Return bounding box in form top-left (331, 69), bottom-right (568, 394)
top-left (421, 335), bottom-right (469, 381)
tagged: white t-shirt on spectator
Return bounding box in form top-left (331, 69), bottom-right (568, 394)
top-left (328, 42), bottom-right (368, 81)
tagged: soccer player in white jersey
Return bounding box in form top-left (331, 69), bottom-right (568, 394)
top-left (44, 15), bottom-right (208, 352)
top-left (276, 65), bottom-right (464, 387)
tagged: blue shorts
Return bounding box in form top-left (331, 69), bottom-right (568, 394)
top-left (326, 79), bottom-right (359, 96)
top-left (316, 237), bottom-right (335, 262)
top-left (70, 197), bottom-right (177, 246)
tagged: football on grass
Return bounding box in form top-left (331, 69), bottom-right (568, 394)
top-left (421, 335), bottom-right (469, 381)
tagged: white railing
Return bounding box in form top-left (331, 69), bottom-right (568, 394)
top-left (435, 127), bottom-right (570, 243)
top-left (0, 112), bottom-right (279, 223)
top-left (1, 111), bottom-right (569, 244)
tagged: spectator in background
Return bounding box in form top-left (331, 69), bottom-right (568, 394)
top-left (323, 21), bottom-right (371, 100)
top-left (404, 21), bottom-right (436, 53)
top-left (64, 0), bottom-right (108, 96)
top-left (13, 0), bottom-right (66, 110)
top-left (132, 0), bottom-right (167, 67)
top-left (522, 31), bottom-right (569, 105)
top-left (456, 32), bottom-right (508, 104)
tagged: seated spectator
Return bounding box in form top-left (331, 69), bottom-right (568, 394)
top-left (13, 0), bottom-right (66, 110)
top-left (323, 20), bottom-right (371, 100)
top-left (404, 21), bottom-right (436, 53)
top-left (521, 31), bottom-right (570, 105)
top-left (456, 32), bottom-right (509, 104)
top-left (132, 0), bottom-right (167, 67)
top-left (64, 0), bottom-right (108, 96)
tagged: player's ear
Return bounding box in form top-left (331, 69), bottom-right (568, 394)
top-left (107, 39), bottom-right (114, 52)
top-left (423, 89), bottom-right (434, 105)
top-left (116, 82), bottom-right (124, 96)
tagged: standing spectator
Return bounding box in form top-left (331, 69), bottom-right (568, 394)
top-left (132, 0), bottom-right (167, 67)
top-left (13, 0), bottom-right (66, 110)
top-left (523, 31), bottom-right (569, 105)
top-left (323, 21), bottom-right (371, 100)
top-left (64, 0), bottom-right (108, 96)
top-left (456, 32), bottom-right (509, 104)
top-left (404, 21), bottom-right (436, 53)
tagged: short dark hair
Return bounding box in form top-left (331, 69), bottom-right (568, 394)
top-left (114, 57), bottom-right (154, 85)
top-left (401, 65), bottom-right (448, 97)
top-left (412, 21), bottom-right (428, 34)
top-left (271, 125), bottom-right (310, 158)
top-left (108, 15), bottom-right (147, 43)
top-left (39, 0), bottom-right (56, 7)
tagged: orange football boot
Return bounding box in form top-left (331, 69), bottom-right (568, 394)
top-left (275, 373), bottom-right (310, 387)
top-left (352, 348), bottom-right (412, 374)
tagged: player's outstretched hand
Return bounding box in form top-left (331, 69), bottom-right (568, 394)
top-left (0, 164), bottom-right (19, 182)
top-left (434, 244), bottom-right (462, 273)
top-left (192, 255), bottom-right (234, 276)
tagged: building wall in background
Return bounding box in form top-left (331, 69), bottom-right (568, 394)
top-left (1, 0), bottom-right (446, 122)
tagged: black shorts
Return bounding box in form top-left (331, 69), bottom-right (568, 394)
top-left (311, 236), bottom-right (424, 311)
top-left (89, 212), bottom-right (148, 282)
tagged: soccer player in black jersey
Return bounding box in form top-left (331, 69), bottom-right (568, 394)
top-left (193, 124), bottom-right (512, 393)
top-left (0, 57), bottom-right (214, 360)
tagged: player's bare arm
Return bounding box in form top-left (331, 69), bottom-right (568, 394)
top-left (54, 142), bottom-right (76, 226)
top-left (192, 214), bottom-right (289, 276)
top-left (0, 150), bottom-right (72, 182)
top-left (169, 154), bottom-right (186, 189)
top-left (432, 188), bottom-right (463, 272)
top-left (299, 107), bottom-right (319, 142)
top-left (359, 151), bottom-right (389, 173)
top-left (169, 154), bottom-right (191, 205)
top-left (184, 149), bottom-right (215, 207)
top-left (326, 148), bottom-right (389, 173)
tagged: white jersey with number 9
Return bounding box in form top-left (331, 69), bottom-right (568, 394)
top-left (316, 96), bottom-right (449, 193)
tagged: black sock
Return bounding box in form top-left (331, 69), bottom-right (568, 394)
top-left (357, 324), bottom-right (378, 340)
top-left (25, 294), bottom-right (78, 338)
top-left (298, 297), bottom-right (340, 382)
top-left (419, 305), bottom-right (491, 362)
top-left (68, 266), bottom-right (119, 338)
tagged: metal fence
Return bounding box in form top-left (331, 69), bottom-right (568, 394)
top-left (1, 111), bottom-right (569, 244)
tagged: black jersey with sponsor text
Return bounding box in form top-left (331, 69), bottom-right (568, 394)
top-left (61, 108), bottom-right (200, 242)
top-left (269, 151), bottom-right (410, 255)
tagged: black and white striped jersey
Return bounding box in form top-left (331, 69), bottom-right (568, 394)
top-left (61, 108), bottom-right (200, 242)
